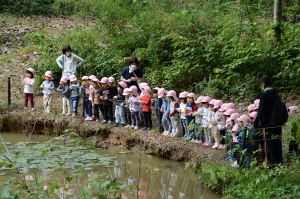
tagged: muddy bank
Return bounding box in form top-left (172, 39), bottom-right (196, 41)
top-left (0, 107), bottom-right (227, 167)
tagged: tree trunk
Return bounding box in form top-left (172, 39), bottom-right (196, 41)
top-left (274, 0), bottom-right (282, 43)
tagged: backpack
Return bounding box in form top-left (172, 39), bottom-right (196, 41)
top-left (265, 91), bottom-right (289, 127)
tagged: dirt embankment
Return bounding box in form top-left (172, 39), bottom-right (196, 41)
top-left (0, 94), bottom-right (227, 167)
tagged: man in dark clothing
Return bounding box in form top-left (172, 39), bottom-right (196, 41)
top-left (121, 56), bottom-right (143, 90)
top-left (254, 75), bottom-right (282, 165)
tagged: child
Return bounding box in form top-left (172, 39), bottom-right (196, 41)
top-left (159, 88), bottom-right (172, 136)
top-left (209, 99), bottom-right (221, 148)
top-left (236, 114), bottom-right (254, 168)
top-left (21, 68), bottom-right (35, 110)
top-left (139, 82), bottom-right (149, 126)
top-left (99, 77), bottom-right (114, 125)
top-left (57, 76), bottom-right (71, 115)
top-left (108, 76), bottom-right (118, 120)
top-left (128, 86), bottom-right (140, 130)
top-left (226, 112), bottom-right (240, 163)
top-left (229, 123), bottom-right (241, 167)
top-left (192, 96), bottom-right (204, 143)
top-left (176, 92), bottom-right (189, 137)
top-left (40, 71), bottom-right (55, 113)
top-left (167, 90), bottom-right (179, 137)
top-left (69, 75), bottom-right (80, 117)
top-left (80, 76), bottom-right (90, 117)
top-left (254, 99), bottom-right (260, 110)
top-left (217, 103), bottom-right (227, 149)
top-left (139, 86), bottom-right (152, 130)
top-left (184, 93), bottom-right (198, 141)
top-left (85, 75), bottom-right (97, 120)
top-left (152, 87), bottom-right (163, 132)
top-left (123, 88), bottom-right (132, 128)
top-left (114, 81), bottom-right (127, 127)
top-left (89, 78), bottom-right (102, 121)
top-left (201, 96), bottom-right (211, 144)
top-left (247, 104), bottom-right (256, 114)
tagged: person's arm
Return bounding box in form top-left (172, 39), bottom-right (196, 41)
top-left (166, 99), bottom-right (170, 114)
top-left (56, 85), bottom-right (63, 92)
top-left (56, 55), bottom-right (63, 69)
top-left (49, 81), bottom-right (55, 90)
top-left (121, 68), bottom-right (131, 83)
top-left (40, 81), bottom-right (45, 88)
top-left (170, 102), bottom-right (179, 117)
top-left (62, 85), bottom-right (69, 96)
top-left (73, 54), bottom-right (85, 68)
top-left (71, 82), bottom-right (80, 88)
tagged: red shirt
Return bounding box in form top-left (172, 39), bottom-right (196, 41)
top-left (140, 95), bottom-right (152, 112)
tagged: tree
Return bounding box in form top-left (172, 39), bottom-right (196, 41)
top-left (274, 0), bottom-right (283, 43)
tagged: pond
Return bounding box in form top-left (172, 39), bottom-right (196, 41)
top-left (0, 132), bottom-right (221, 199)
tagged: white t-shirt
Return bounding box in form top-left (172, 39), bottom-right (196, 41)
top-left (56, 53), bottom-right (85, 75)
top-left (215, 111), bottom-right (226, 130)
top-left (179, 102), bottom-right (187, 119)
top-left (23, 78), bottom-right (35, 94)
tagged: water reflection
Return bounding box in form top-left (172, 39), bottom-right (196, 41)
top-left (0, 132), bottom-right (221, 199)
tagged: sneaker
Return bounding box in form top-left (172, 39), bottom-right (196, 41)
top-left (114, 123), bottom-right (119, 127)
top-left (219, 145), bottom-right (225, 150)
top-left (134, 126), bottom-right (139, 130)
top-left (108, 121), bottom-right (113, 125)
top-left (212, 143), bottom-right (220, 149)
top-left (85, 117), bottom-right (93, 121)
top-left (102, 120), bottom-right (107, 124)
top-left (71, 113), bottom-right (76, 117)
top-left (147, 128), bottom-right (151, 130)
top-left (164, 131), bottom-right (170, 136)
top-left (46, 110), bottom-right (50, 114)
top-left (162, 131), bottom-right (167, 136)
top-left (131, 125), bottom-right (135, 129)
top-left (92, 115), bottom-right (96, 120)
top-left (206, 142), bottom-right (212, 147)
top-left (96, 119), bottom-right (99, 122)
top-left (142, 127), bottom-right (148, 131)
top-left (231, 161), bottom-right (239, 168)
top-left (66, 113), bottom-right (70, 116)
top-left (125, 125), bottom-right (131, 128)
top-left (85, 114), bottom-right (89, 118)
top-left (24, 107), bottom-right (28, 110)
top-left (202, 142), bottom-right (208, 147)
top-left (31, 108), bottom-right (35, 111)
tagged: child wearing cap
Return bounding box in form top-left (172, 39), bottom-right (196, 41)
top-left (192, 96), bottom-right (204, 143)
top-left (209, 99), bottom-right (218, 148)
top-left (236, 115), bottom-right (254, 168)
top-left (40, 71), bottom-right (55, 113)
top-left (21, 68), bottom-right (35, 111)
top-left (99, 77), bottom-right (115, 125)
top-left (152, 87), bottom-right (163, 132)
top-left (57, 76), bottom-right (71, 116)
top-left (113, 81), bottom-right (127, 127)
top-left (69, 75), bottom-right (80, 117)
top-left (217, 103), bottom-right (227, 149)
top-left (176, 92), bottom-right (188, 137)
top-left (86, 75), bottom-right (97, 120)
top-left (167, 90), bottom-right (179, 137)
top-left (201, 96), bottom-right (211, 144)
top-left (139, 86), bottom-right (152, 130)
top-left (88, 78), bottom-right (102, 121)
top-left (123, 88), bottom-right (132, 128)
top-left (80, 76), bottom-right (90, 117)
top-left (184, 93), bottom-right (198, 141)
top-left (159, 88), bottom-right (172, 136)
top-left (229, 123), bottom-right (241, 167)
top-left (128, 86), bottom-right (140, 130)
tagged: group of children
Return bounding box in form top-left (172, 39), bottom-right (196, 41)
top-left (22, 68), bottom-right (299, 167)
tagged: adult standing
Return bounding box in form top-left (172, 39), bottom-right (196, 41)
top-left (254, 75), bottom-right (282, 165)
top-left (56, 45), bottom-right (85, 79)
top-left (121, 56), bottom-right (143, 90)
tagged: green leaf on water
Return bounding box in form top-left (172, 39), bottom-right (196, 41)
top-left (82, 186), bottom-right (89, 197)
top-left (90, 182), bottom-right (99, 192)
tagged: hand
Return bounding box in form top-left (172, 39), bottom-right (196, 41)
top-left (20, 74), bottom-right (24, 78)
top-left (70, 86), bottom-right (73, 89)
top-left (104, 96), bottom-right (108, 100)
top-left (131, 77), bottom-right (137, 81)
top-left (151, 99), bottom-right (154, 103)
top-left (126, 79), bottom-right (131, 83)
top-left (165, 113), bottom-right (169, 117)
top-left (92, 103), bottom-right (95, 107)
top-left (160, 108), bottom-right (163, 112)
top-left (48, 87), bottom-right (51, 90)
top-left (113, 96), bottom-right (117, 99)
top-left (40, 86), bottom-right (44, 88)
top-left (125, 105), bottom-right (128, 108)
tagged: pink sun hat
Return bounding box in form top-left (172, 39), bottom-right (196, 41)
top-left (69, 74), bottom-right (77, 82)
top-left (195, 96), bottom-right (204, 104)
top-left (108, 76), bottom-right (115, 83)
top-left (123, 88), bottom-right (130, 96)
top-left (60, 76), bottom-right (68, 83)
top-left (237, 114), bottom-right (250, 123)
top-left (118, 81), bottom-right (127, 89)
top-left (247, 104), bottom-right (256, 112)
top-left (128, 85), bottom-right (138, 93)
top-left (202, 96), bottom-right (211, 103)
top-left (226, 103), bottom-right (235, 110)
top-left (179, 92), bottom-right (188, 99)
top-left (289, 106), bottom-right (298, 113)
top-left (209, 99), bottom-right (216, 106)
top-left (187, 93), bottom-right (196, 101)
top-left (88, 75), bottom-right (96, 80)
top-left (232, 123), bottom-right (241, 132)
top-left (224, 108), bottom-right (236, 116)
top-left (42, 71), bottom-right (53, 80)
top-left (143, 86), bottom-right (151, 94)
top-left (226, 118), bottom-right (233, 127)
top-left (213, 100), bottom-right (223, 109)
top-left (248, 111), bottom-right (258, 120)
top-left (82, 76), bottom-right (89, 80)
top-left (100, 77), bottom-right (109, 84)
top-left (26, 68), bottom-right (35, 74)
top-left (219, 103), bottom-right (228, 112)
top-left (229, 112), bottom-right (240, 121)
top-left (91, 78), bottom-right (100, 83)
top-left (140, 82), bottom-right (149, 89)
top-left (167, 90), bottom-right (178, 101)
top-left (254, 99), bottom-right (260, 109)
top-left (158, 88), bottom-right (166, 98)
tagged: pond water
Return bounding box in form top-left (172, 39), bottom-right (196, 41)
top-left (0, 132), bottom-right (221, 199)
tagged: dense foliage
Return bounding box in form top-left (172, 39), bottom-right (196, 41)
top-left (3, 0), bottom-right (300, 100)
